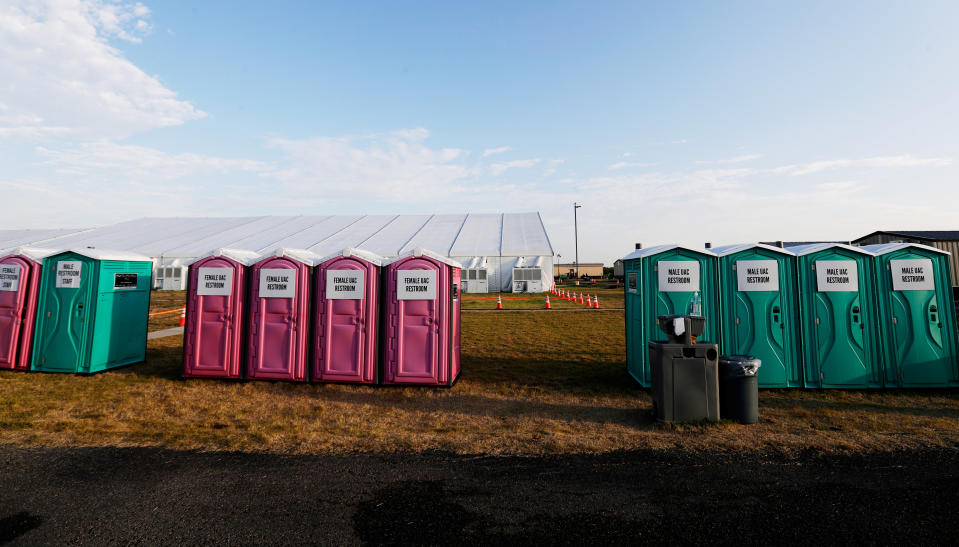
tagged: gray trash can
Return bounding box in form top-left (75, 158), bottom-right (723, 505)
top-left (649, 315), bottom-right (719, 423)
top-left (718, 355), bottom-right (761, 424)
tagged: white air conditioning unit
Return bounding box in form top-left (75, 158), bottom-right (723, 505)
top-left (463, 268), bottom-right (488, 293)
top-left (512, 268), bottom-right (543, 293)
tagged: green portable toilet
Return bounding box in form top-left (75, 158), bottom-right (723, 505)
top-left (863, 243), bottom-right (959, 387)
top-left (622, 245), bottom-right (644, 386)
top-left (31, 249), bottom-right (153, 374)
top-left (792, 243), bottom-right (882, 388)
top-left (713, 243), bottom-right (803, 388)
top-left (623, 244), bottom-right (719, 387)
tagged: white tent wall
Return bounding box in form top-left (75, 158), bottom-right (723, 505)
top-left (1, 213), bottom-right (554, 293)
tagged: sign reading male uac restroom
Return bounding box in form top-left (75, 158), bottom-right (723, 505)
top-left (815, 260), bottom-right (859, 292)
top-left (0, 264), bottom-right (20, 292)
top-left (657, 261), bottom-right (699, 292)
top-left (890, 259), bottom-right (935, 291)
top-left (398, 269), bottom-right (437, 300)
top-left (736, 260), bottom-right (779, 292)
top-left (326, 270), bottom-right (364, 300)
top-left (55, 261), bottom-right (82, 289)
top-left (259, 268), bottom-right (296, 298)
top-left (196, 267), bottom-right (233, 296)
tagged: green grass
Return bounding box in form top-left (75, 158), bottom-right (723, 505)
top-left (3, 302), bottom-right (958, 456)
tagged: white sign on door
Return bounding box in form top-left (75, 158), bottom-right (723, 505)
top-left (259, 269), bottom-right (296, 298)
top-left (196, 267), bottom-right (233, 296)
top-left (816, 260), bottom-right (859, 292)
top-left (326, 269), bottom-right (364, 300)
top-left (890, 259), bottom-right (935, 291)
top-left (657, 261), bottom-right (699, 292)
top-left (736, 260), bottom-right (779, 292)
top-left (398, 269), bottom-right (437, 300)
top-left (56, 261), bottom-right (82, 289)
top-left (0, 264), bottom-right (21, 292)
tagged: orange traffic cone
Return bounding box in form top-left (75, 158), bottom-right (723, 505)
top-left (496, 295), bottom-right (503, 310)
top-left (178, 306), bottom-right (186, 326)
top-left (544, 294), bottom-right (551, 309)
top-left (578, 292), bottom-right (585, 304)
top-left (593, 295), bottom-right (600, 309)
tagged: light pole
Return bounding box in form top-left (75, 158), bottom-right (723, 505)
top-left (573, 202), bottom-right (582, 279)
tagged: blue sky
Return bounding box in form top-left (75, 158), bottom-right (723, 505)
top-left (1, 1), bottom-right (957, 263)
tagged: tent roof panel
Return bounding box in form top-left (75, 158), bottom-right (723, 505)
top-left (448, 214), bottom-right (503, 256)
top-left (306, 215), bottom-right (398, 256)
top-left (359, 214), bottom-right (432, 256)
top-left (501, 212), bottom-right (553, 256)
top-left (399, 214), bottom-right (468, 255)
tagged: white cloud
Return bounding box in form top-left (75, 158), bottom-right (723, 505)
top-left (608, 161), bottom-right (657, 170)
top-left (267, 128), bottom-right (476, 202)
top-left (719, 154), bottom-right (762, 164)
top-left (482, 146), bottom-right (512, 157)
top-left (36, 141), bottom-right (267, 180)
top-left (489, 158), bottom-right (542, 176)
top-left (775, 155), bottom-right (952, 176)
top-left (0, 0), bottom-right (205, 141)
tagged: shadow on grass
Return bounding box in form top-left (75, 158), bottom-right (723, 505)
top-left (761, 390), bottom-right (959, 419)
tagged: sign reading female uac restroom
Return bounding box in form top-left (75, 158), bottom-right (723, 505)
top-left (398, 269), bottom-right (437, 300)
top-left (55, 260), bottom-right (82, 289)
top-left (0, 264), bottom-right (20, 291)
top-left (815, 260), bottom-right (858, 292)
top-left (259, 269), bottom-right (296, 298)
top-left (890, 259), bottom-right (935, 291)
top-left (657, 261), bottom-right (699, 292)
top-left (326, 270), bottom-right (365, 300)
top-left (196, 267), bottom-right (233, 296)
top-left (736, 260), bottom-right (779, 292)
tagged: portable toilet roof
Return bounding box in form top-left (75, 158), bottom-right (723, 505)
top-left (188, 248), bottom-right (261, 266)
top-left (315, 247), bottom-right (386, 267)
top-left (7, 247), bottom-right (62, 262)
top-left (622, 244), bottom-right (716, 261)
top-left (710, 243), bottom-right (796, 257)
top-left (860, 242), bottom-right (951, 256)
top-left (270, 248), bottom-right (324, 266)
top-left (384, 247), bottom-right (463, 268)
top-left (788, 242), bottom-right (875, 257)
top-left (56, 248), bottom-right (151, 261)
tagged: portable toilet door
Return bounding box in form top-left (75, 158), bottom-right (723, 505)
top-left (864, 243), bottom-right (959, 387)
top-left (383, 249), bottom-right (462, 386)
top-left (714, 244), bottom-right (802, 388)
top-left (313, 249), bottom-right (382, 384)
top-left (246, 249), bottom-right (315, 382)
top-left (632, 245), bottom-right (719, 387)
top-left (31, 249), bottom-right (153, 373)
top-left (794, 243), bottom-right (882, 388)
top-left (183, 249), bottom-right (259, 379)
top-left (622, 251), bottom-right (644, 385)
top-left (0, 248), bottom-right (52, 371)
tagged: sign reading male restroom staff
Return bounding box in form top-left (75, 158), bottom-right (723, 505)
top-left (326, 270), bottom-right (364, 299)
top-left (55, 261), bottom-right (82, 288)
top-left (890, 259), bottom-right (935, 291)
top-left (657, 261), bottom-right (699, 292)
top-left (815, 260), bottom-right (859, 292)
top-left (196, 267), bottom-right (233, 296)
top-left (259, 269), bottom-right (296, 298)
top-left (736, 260), bottom-right (779, 292)
top-left (0, 264), bottom-right (20, 291)
top-left (398, 269), bottom-right (437, 300)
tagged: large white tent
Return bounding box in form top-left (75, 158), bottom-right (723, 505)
top-left (0, 213), bottom-right (554, 293)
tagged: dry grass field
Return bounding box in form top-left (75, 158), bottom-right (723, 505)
top-left (2, 290), bottom-right (957, 457)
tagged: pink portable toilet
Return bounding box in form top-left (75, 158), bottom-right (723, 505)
top-left (383, 248), bottom-right (462, 386)
top-left (0, 247), bottom-right (57, 371)
top-left (313, 248), bottom-right (384, 384)
top-left (246, 249), bottom-right (318, 382)
top-left (183, 248), bottom-right (260, 379)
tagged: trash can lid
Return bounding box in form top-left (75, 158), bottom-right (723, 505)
top-left (718, 355), bottom-right (761, 376)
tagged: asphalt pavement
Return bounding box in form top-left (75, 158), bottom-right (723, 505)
top-left (1, 446), bottom-right (957, 545)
